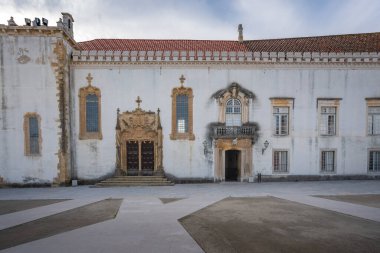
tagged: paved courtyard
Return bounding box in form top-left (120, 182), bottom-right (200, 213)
top-left (0, 180), bottom-right (379, 252)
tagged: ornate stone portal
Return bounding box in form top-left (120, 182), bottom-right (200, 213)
top-left (115, 97), bottom-right (163, 176)
top-left (210, 83), bottom-right (259, 182)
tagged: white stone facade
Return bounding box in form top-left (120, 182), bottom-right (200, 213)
top-left (0, 13), bottom-right (379, 185)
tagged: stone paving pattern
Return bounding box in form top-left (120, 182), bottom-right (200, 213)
top-left (0, 180), bottom-right (379, 253)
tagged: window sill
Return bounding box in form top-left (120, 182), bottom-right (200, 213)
top-left (79, 132), bottom-right (103, 140)
top-left (170, 132), bottom-right (195, 140)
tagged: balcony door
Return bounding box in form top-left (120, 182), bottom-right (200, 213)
top-left (226, 99), bottom-right (241, 126)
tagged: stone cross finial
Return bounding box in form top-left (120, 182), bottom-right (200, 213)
top-left (86, 73), bottom-right (93, 86)
top-left (179, 74), bottom-right (186, 87)
top-left (136, 96), bottom-right (142, 108)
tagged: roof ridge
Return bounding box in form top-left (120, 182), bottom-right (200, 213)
top-left (77, 38), bottom-right (239, 43)
top-left (244, 32), bottom-right (380, 42)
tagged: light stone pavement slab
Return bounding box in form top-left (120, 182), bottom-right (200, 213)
top-left (0, 180), bottom-right (379, 253)
top-left (1, 196), bottom-right (226, 253)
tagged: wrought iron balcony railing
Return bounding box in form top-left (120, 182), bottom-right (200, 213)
top-left (209, 123), bottom-right (259, 140)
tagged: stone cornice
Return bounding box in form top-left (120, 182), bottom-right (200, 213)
top-left (0, 25), bottom-right (77, 48)
top-left (71, 50), bottom-right (379, 65)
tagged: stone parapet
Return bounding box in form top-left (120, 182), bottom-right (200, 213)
top-left (72, 50), bottom-right (380, 64)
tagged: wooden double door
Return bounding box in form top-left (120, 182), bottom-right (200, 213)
top-left (126, 140), bottom-right (154, 176)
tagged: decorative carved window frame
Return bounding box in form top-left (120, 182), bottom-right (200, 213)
top-left (24, 112), bottom-right (42, 156)
top-left (270, 98), bottom-right (294, 136)
top-left (214, 83), bottom-right (253, 125)
top-left (79, 74), bottom-right (102, 140)
top-left (170, 75), bottom-right (195, 140)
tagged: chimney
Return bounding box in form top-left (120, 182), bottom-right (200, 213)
top-left (238, 24), bottom-right (243, 42)
top-left (61, 12), bottom-right (74, 38)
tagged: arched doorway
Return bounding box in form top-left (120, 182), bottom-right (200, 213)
top-left (225, 150), bottom-right (240, 181)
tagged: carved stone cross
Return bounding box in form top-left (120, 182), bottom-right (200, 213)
top-left (136, 96), bottom-right (142, 108)
top-left (179, 74), bottom-right (186, 87)
top-left (86, 73), bottom-right (93, 86)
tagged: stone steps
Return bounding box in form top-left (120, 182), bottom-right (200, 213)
top-left (95, 176), bottom-right (174, 187)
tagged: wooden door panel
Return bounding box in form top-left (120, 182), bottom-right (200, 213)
top-left (127, 141), bottom-right (139, 175)
top-left (141, 141), bottom-right (154, 173)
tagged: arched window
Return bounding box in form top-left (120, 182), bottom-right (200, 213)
top-left (24, 113), bottom-right (41, 156)
top-left (170, 75), bottom-right (195, 140)
top-left (79, 73), bottom-right (102, 140)
top-left (225, 98), bottom-right (241, 126)
top-left (86, 94), bottom-right (99, 132)
top-left (176, 94), bottom-right (188, 133)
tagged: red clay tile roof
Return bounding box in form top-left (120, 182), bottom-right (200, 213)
top-left (243, 33), bottom-right (380, 52)
top-left (77, 33), bottom-right (380, 52)
top-left (76, 39), bottom-right (248, 52)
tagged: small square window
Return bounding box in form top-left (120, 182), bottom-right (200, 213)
top-left (321, 150), bottom-right (335, 172)
top-left (368, 151), bottom-right (380, 172)
top-left (368, 106), bottom-right (380, 135)
top-left (273, 150), bottom-right (288, 172)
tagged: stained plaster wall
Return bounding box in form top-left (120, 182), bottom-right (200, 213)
top-left (72, 64), bottom-right (380, 180)
top-left (0, 34), bottom-right (71, 184)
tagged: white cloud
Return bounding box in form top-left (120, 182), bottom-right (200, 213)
top-left (0, 0), bottom-right (379, 42)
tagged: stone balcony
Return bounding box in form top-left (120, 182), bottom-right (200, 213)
top-left (208, 123), bottom-right (259, 142)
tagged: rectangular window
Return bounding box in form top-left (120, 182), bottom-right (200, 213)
top-left (86, 94), bottom-right (99, 132)
top-left (320, 107), bottom-right (336, 135)
top-left (29, 117), bottom-right (39, 154)
top-left (176, 95), bottom-right (188, 133)
top-left (368, 106), bottom-right (380, 135)
top-left (368, 151), bottom-right (380, 172)
top-left (273, 107), bottom-right (289, 135)
top-left (273, 151), bottom-right (288, 172)
top-left (321, 151), bottom-right (335, 172)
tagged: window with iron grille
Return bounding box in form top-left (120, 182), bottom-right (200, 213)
top-left (321, 151), bottom-right (335, 172)
top-left (86, 94), bottom-right (99, 132)
top-left (273, 107), bottom-right (289, 135)
top-left (226, 98), bottom-right (241, 126)
top-left (273, 151), bottom-right (288, 172)
top-left (176, 94), bottom-right (188, 133)
top-left (368, 107), bottom-right (380, 135)
top-left (320, 107), bottom-right (336, 135)
top-left (368, 151), bottom-right (380, 172)
top-left (29, 116), bottom-right (39, 154)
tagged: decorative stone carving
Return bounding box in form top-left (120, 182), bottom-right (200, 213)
top-left (116, 97), bottom-right (163, 175)
top-left (17, 48), bottom-right (31, 64)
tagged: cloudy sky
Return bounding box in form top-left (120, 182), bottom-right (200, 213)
top-left (1, 0), bottom-right (379, 42)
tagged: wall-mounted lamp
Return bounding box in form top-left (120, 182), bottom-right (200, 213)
top-left (262, 140), bottom-right (269, 154)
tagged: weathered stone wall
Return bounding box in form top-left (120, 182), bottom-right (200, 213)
top-left (71, 64), bottom-right (380, 180)
top-left (0, 34), bottom-right (72, 184)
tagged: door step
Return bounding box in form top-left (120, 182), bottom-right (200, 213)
top-left (95, 176), bottom-right (174, 187)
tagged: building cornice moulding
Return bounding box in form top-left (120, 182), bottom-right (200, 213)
top-left (0, 25), bottom-right (77, 48)
top-left (72, 50), bottom-right (379, 65)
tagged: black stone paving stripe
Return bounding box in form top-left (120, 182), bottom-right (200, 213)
top-left (179, 197), bottom-right (380, 253)
top-left (0, 198), bottom-right (122, 250)
top-left (0, 199), bottom-right (70, 215)
top-left (159, 198), bottom-right (185, 204)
